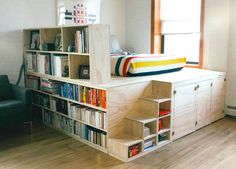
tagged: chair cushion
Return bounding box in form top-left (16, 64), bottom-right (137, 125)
top-left (0, 100), bottom-right (25, 116)
top-left (0, 75), bottom-right (13, 101)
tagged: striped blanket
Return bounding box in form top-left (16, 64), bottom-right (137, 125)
top-left (111, 54), bottom-right (186, 77)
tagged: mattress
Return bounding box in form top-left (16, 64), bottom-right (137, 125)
top-left (111, 54), bottom-right (186, 77)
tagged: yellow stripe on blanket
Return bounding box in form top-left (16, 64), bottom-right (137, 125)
top-left (130, 58), bottom-right (186, 69)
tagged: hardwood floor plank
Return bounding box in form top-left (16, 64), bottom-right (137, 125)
top-left (0, 117), bottom-right (236, 169)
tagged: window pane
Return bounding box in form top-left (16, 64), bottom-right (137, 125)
top-left (160, 0), bottom-right (201, 21)
top-left (162, 20), bottom-right (200, 34)
top-left (163, 34), bottom-right (200, 63)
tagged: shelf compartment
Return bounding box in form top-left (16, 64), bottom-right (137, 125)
top-left (62, 26), bottom-right (88, 53)
top-left (158, 130), bottom-right (171, 145)
top-left (108, 134), bottom-right (143, 162)
top-left (23, 29), bottom-right (41, 50)
top-left (40, 28), bottom-right (61, 51)
top-left (143, 136), bottom-right (157, 152)
top-left (140, 95), bottom-right (171, 103)
top-left (69, 54), bottom-right (90, 79)
top-left (125, 116), bottom-right (157, 139)
top-left (158, 116), bottom-right (171, 133)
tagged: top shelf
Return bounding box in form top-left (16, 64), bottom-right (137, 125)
top-left (139, 95), bottom-right (171, 103)
top-left (24, 50), bottom-right (89, 56)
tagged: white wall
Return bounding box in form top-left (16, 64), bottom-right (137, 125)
top-left (226, 0), bottom-right (236, 115)
top-left (0, 0), bottom-right (126, 85)
top-left (124, 0), bottom-right (230, 72)
top-left (100, 0), bottom-right (126, 49)
top-left (125, 0), bottom-right (152, 53)
top-left (0, 0), bottom-right (56, 85)
top-left (203, 0), bottom-right (230, 72)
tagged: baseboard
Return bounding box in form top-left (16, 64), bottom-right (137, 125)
top-left (225, 105), bottom-right (236, 117)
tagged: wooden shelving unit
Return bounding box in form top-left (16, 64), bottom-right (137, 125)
top-left (23, 25), bottom-right (226, 163)
top-left (24, 25), bottom-right (110, 152)
top-left (108, 81), bottom-right (172, 162)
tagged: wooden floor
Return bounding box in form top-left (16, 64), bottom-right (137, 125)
top-left (1, 117), bottom-right (236, 169)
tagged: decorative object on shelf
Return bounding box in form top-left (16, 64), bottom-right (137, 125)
top-left (57, 0), bottom-right (101, 25)
top-left (55, 33), bottom-right (62, 51)
top-left (128, 144), bottom-right (140, 158)
top-left (144, 126), bottom-right (150, 138)
top-left (78, 65), bottom-right (90, 79)
top-left (67, 43), bottom-right (75, 52)
top-left (42, 43), bottom-right (55, 51)
top-left (158, 132), bottom-right (168, 142)
top-left (30, 30), bottom-right (40, 50)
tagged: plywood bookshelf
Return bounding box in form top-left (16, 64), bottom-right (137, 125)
top-left (24, 25), bottom-right (110, 153)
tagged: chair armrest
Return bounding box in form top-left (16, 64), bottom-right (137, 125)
top-left (11, 84), bottom-right (32, 105)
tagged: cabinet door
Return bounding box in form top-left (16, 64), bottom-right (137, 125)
top-left (196, 80), bottom-right (212, 129)
top-left (173, 83), bottom-right (196, 140)
top-left (211, 76), bottom-right (226, 121)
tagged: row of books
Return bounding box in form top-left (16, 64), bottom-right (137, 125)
top-left (75, 28), bottom-right (89, 53)
top-left (25, 52), bottom-right (69, 78)
top-left (42, 110), bottom-right (106, 148)
top-left (50, 98), bottom-right (68, 115)
top-left (26, 76), bottom-right (39, 90)
top-left (26, 53), bottom-right (37, 72)
top-left (33, 93), bottom-right (50, 108)
top-left (80, 87), bottom-right (106, 109)
top-left (37, 54), bottom-right (51, 75)
top-left (84, 126), bottom-right (106, 148)
top-left (60, 83), bottom-right (79, 101)
top-left (69, 104), bottom-right (106, 129)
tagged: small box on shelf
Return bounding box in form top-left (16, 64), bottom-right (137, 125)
top-left (128, 142), bottom-right (142, 158)
top-left (158, 131), bottom-right (171, 145)
top-left (143, 136), bottom-right (157, 152)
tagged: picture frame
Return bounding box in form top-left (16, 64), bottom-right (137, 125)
top-left (30, 30), bottom-right (40, 50)
top-left (78, 65), bottom-right (90, 79)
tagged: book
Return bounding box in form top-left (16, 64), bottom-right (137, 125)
top-left (54, 55), bottom-right (69, 77)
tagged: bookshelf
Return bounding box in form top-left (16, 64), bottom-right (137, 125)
top-left (24, 25), bottom-right (110, 84)
top-left (24, 25), bottom-right (109, 153)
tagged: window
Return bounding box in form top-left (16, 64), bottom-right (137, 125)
top-left (151, 0), bottom-right (204, 67)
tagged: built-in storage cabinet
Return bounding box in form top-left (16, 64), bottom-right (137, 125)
top-left (172, 75), bottom-right (226, 140)
top-left (173, 83), bottom-right (196, 140)
top-left (195, 80), bottom-right (212, 129)
top-left (211, 75), bottom-right (226, 121)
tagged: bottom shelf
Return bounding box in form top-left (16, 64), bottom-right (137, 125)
top-left (42, 109), bottom-right (108, 153)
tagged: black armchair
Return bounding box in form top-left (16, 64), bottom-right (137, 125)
top-left (0, 75), bottom-right (32, 131)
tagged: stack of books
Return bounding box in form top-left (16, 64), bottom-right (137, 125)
top-left (40, 78), bottom-right (60, 94)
